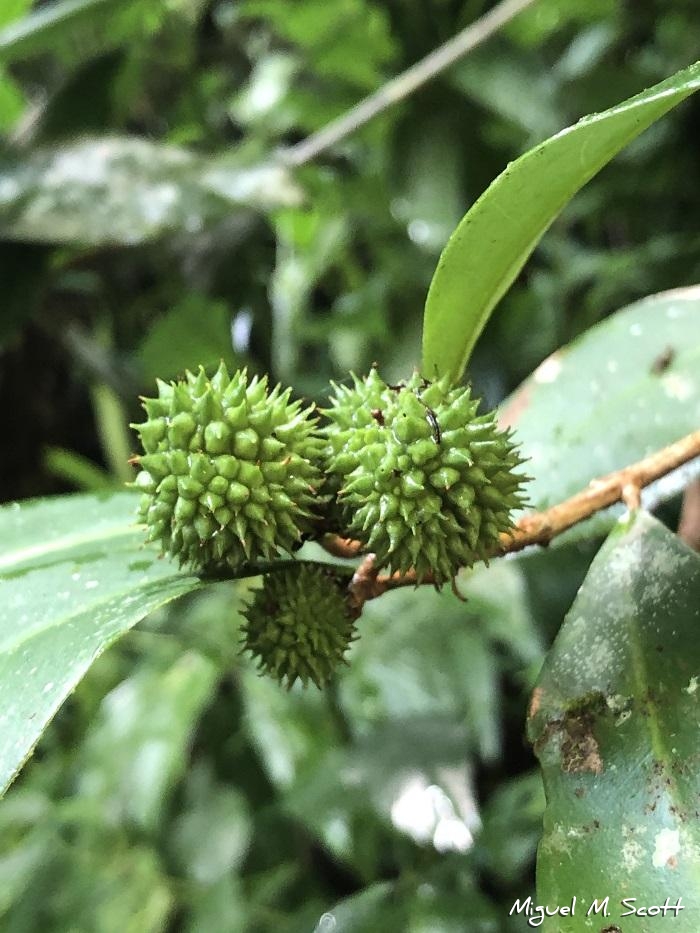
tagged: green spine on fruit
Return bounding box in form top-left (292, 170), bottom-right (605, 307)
top-left (324, 368), bottom-right (528, 584)
top-left (241, 564), bottom-right (357, 688)
top-left (132, 363), bottom-right (324, 573)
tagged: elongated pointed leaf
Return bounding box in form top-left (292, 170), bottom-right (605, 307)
top-left (500, 286), bottom-right (700, 538)
top-left (528, 510), bottom-right (700, 930)
top-left (422, 60), bottom-right (700, 382)
top-left (0, 492), bottom-right (200, 797)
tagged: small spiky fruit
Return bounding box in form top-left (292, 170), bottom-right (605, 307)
top-left (324, 368), bottom-right (528, 584)
top-left (132, 364), bottom-right (324, 573)
top-left (241, 564), bottom-right (357, 688)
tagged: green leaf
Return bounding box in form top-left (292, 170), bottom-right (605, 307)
top-left (450, 43), bottom-right (563, 140)
top-left (0, 492), bottom-right (200, 797)
top-left (341, 563), bottom-right (541, 763)
top-left (0, 0), bottom-right (145, 65)
top-left (137, 294), bottom-right (239, 382)
top-left (422, 60), bottom-right (700, 382)
top-left (392, 112), bottom-right (465, 254)
top-left (52, 840), bottom-right (173, 933)
top-left (169, 764), bottom-right (252, 884)
top-left (318, 867), bottom-right (499, 932)
top-left (528, 510), bottom-right (700, 930)
top-left (0, 67), bottom-right (25, 131)
top-left (502, 286), bottom-right (700, 534)
top-left (0, 137), bottom-right (301, 246)
top-left (43, 447), bottom-right (117, 491)
top-left (76, 653), bottom-right (218, 832)
top-left (476, 772), bottom-right (545, 888)
top-left (0, 0), bottom-right (109, 61)
top-left (0, 0), bottom-right (33, 31)
top-left (239, 0), bottom-right (395, 90)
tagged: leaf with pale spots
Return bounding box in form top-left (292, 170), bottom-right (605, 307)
top-left (501, 286), bottom-right (700, 542)
top-left (528, 510), bottom-right (700, 930)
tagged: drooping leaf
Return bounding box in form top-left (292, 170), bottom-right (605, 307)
top-left (0, 137), bottom-right (301, 246)
top-left (501, 286), bottom-right (700, 537)
top-left (422, 59), bottom-right (700, 382)
top-left (0, 492), bottom-right (200, 797)
top-left (528, 510), bottom-right (700, 930)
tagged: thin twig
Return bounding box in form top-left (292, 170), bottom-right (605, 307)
top-left (278, 0), bottom-right (540, 168)
top-left (503, 430), bottom-right (700, 554)
top-left (345, 429), bottom-right (700, 604)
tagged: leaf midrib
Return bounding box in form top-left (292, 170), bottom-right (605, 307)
top-left (0, 523), bottom-right (139, 573)
top-left (0, 573), bottom-right (198, 658)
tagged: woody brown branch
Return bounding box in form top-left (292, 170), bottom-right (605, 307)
top-left (339, 428), bottom-right (700, 604)
top-left (679, 478), bottom-right (700, 551)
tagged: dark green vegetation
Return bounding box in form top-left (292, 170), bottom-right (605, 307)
top-left (2, 2), bottom-right (700, 931)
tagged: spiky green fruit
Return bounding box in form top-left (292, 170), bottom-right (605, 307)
top-left (132, 363), bottom-right (324, 573)
top-left (324, 368), bottom-right (528, 584)
top-left (241, 564), bottom-right (357, 688)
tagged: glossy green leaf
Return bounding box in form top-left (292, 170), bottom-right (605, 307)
top-left (0, 492), bottom-right (200, 797)
top-left (0, 137), bottom-right (301, 246)
top-left (528, 510), bottom-right (700, 930)
top-left (501, 286), bottom-right (700, 537)
top-left (422, 60), bottom-right (700, 382)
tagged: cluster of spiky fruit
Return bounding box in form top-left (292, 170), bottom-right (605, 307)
top-left (324, 368), bottom-right (527, 584)
top-left (132, 364), bottom-right (527, 687)
top-left (241, 564), bottom-right (357, 688)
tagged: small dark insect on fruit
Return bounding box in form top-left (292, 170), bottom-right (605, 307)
top-left (651, 345), bottom-right (675, 374)
top-left (371, 408), bottom-right (385, 425)
top-left (423, 405), bottom-right (441, 444)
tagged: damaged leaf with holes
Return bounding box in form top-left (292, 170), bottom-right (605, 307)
top-left (528, 510), bottom-right (700, 931)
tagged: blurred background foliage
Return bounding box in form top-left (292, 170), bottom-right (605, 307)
top-left (1, 0), bottom-right (699, 929)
